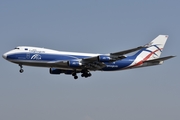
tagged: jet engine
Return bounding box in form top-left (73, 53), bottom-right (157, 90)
top-left (68, 60), bottom-right (82, 68)
top-left (49, 68), bottom-right (62, 74)
top-left (98, 55), bottom-right (112, 62)
top-left (49, 68), bottom-right (74, 75)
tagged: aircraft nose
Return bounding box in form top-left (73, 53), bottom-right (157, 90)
top-left (2, 53), bottom-right (7, 59)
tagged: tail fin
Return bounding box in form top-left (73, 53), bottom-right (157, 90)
top-left (134, 35), bottom-right (168, 60)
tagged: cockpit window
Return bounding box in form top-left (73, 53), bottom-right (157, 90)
top-left (14, 47), bottom-right (20, 49)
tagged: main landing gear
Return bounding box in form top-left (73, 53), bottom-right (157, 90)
top-left (72, 72), bottom-right (78, 79)
top-left (81, 71), bottom-right (91, 78)
top-left (72, 70), bottom-right (92, 79)
top-left (19, 64), bottom-right (24, 73)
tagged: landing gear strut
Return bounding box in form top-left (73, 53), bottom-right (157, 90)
top-left (72, 72), bottom-right (78, 79)
top-left (19, 64), bottom-right (24, 73)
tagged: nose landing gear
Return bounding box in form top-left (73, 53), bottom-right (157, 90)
top-left (19, 64), bottom-right (24, 73)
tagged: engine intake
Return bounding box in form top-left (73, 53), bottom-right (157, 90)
top-left (49, 68), bottom-right (62, 74)
top-left (98, 55), bottom-right (112, 62)
top-left (68, 60), bottom-right (82, 68)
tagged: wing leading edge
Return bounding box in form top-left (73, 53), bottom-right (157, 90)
top-left (110, 46), bottom-right (146, 56)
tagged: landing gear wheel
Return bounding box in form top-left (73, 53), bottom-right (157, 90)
top-left (19, 69), bottom-right (24, 73)
top-left (72, 72), bottom-right (77, 76)
top-left (81, 74), bottom-right (85, 77)
top-left (81, 70), bottom-right (92, 78)
top-left (88, 73), bottom-right (92, 77)
top-left (74, 76), bottom-right (78, 79)
top-left (72, 71), bottom-right (78, 79)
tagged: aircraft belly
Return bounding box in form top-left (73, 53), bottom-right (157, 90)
top-left (102, 59), bottom-right (134, 71)
top-left (11, 60), bottom-right (70, 68)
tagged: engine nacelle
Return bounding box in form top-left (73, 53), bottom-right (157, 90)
top-left (49, 68), bottom-right (74, 75)
top-left (49, 68), bottom-right (62, 74)
top-left (68, 60), bottom-right (82, 68)
top-left (98, 55), bottom-right (112, 62)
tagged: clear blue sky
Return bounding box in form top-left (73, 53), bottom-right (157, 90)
top-left (0, 1), bottom-right (179, 120)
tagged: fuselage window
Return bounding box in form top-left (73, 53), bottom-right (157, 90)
top-left (25, 48), bottom-right (28, 50)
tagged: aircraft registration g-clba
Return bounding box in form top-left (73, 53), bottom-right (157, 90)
top-left (2, 35), bottom-right (175, 79)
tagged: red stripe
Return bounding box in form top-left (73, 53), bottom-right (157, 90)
top-left (128, 48), bottom-right (163, 68)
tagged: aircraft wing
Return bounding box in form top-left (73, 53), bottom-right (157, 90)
top-left (80, 56), bottom-right (105, 70)
top-left (83, 61), bottom-right (106, 70)
top-left (47, 60), bottom-right (68, 66)
top-left (81, 46), bottom-right (147, 70)
top-left (48, 59), bottom-right (106, 70)
top-left (110, 46), bottom-right (145, 56)
top-left (143, 56), bottom-right (175, 63)
top-left (82, 56), bottom-right (98, 62)
top-left (83, 46), bottom-right (146, 63)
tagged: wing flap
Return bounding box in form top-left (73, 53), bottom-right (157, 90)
top-left (84, 62), bottom-right (106, 70)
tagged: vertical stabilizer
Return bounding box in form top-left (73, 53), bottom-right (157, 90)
top-left (134, 35), bottom-right (168, 60)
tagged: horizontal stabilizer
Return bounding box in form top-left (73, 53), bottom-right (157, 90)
top-left (143, 56), bottom-right (175, 63)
